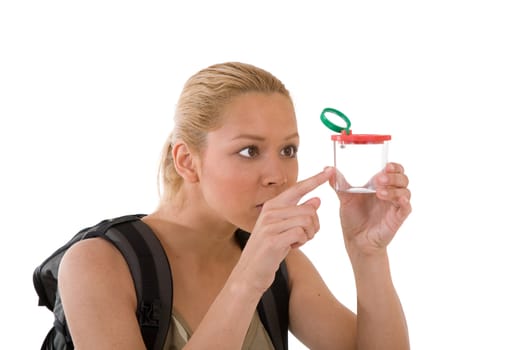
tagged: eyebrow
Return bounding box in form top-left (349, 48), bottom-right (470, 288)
top-left (231, 132), bottom-right (299, 141)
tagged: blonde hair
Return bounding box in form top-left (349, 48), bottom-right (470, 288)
top-left (159, 62), bottom-right (291, 198)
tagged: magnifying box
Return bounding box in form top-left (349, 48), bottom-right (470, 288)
top-left (321, 108), bottom-right (391, 193)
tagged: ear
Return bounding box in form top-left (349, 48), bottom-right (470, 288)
top-left (172, 142), bottom-right (199, 183)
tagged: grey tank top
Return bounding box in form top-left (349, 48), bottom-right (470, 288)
top-left (162, 308), bottom-right (275, 350)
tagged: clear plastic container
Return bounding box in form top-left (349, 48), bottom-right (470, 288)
top-left (332, 131), bottom-right (391, 193)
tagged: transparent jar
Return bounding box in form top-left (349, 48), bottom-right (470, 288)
top-left (332, 131), bottom-right (391, 193)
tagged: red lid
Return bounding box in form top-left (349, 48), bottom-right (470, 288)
top-left (331, 130), bottom-right (391, 144)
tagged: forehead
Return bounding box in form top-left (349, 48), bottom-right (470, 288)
top-left (217, 92), bottom-right (297, 135)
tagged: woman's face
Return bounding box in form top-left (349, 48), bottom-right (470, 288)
top-left (197, 92), bottom-right (299, 232)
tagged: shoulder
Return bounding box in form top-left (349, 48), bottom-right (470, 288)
top-left (58, 237), bottom-right (144, 347)
top-left (58, 237), bottom-right (136, 306)
top-left (60, 236), bottom-right (128, 274)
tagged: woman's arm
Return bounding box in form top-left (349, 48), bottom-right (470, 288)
top-left (183, 169), bottom-right (339, 348)
top-left (287, 249), bottom-right (358, 350)
top-left (58, 238), bottom-right (146, 349)
top-left (180, 264), bottom-right (264, 349)
top-left (348, 247), bottom-right (409, 349)
top-left (290, 162), bottom-right (411, 350)
top-left (339, 162), bottom-right (412, 349)
top-left (287, 248), bottom-right (409, 350)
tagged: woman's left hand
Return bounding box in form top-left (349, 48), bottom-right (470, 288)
top-left (331, 162), bottom-right (412, 254)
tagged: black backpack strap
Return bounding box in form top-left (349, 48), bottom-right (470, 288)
top-left (235, 230), bottom-right (289, 350)
top-left (95, 215), bottom-right (173, 350)
top-left (258, 263), bottom-right (289, 350)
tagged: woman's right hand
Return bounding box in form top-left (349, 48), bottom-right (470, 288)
top-left (234, 167), bottom-right (334, 294)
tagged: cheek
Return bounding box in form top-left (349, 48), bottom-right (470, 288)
top-left (288, 161), bottom-right (299, 181)
top-left (200, 162), bottom-right (255, 205)
top-left (215, 172), bottom-right (252, 195)
top-left (200, 166), bottom-right (259, 229)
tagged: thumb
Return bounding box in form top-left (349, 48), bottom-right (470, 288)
top-left (301, 197), bottom-right (321, 210)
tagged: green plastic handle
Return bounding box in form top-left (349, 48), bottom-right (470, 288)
top-left (320, 107), bottom-right (351, 134)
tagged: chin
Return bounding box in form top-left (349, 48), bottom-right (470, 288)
top-left (239, 223), bottom-right (255, 233)
top-left (235, 218), bottom-right (256, 234)
top-left (232, 207), bottom-right (262, 233)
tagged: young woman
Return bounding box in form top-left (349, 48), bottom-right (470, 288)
top-left (58, 62), bottom-right (412, 349)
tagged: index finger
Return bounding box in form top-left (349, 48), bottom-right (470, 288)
top-left (277, 167), bottom-right (334, 205)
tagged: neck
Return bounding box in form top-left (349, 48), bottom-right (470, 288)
top-left (144, 193), bottom-right (238, 263)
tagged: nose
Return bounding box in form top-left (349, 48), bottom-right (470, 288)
top-left (262, 157), bottom-right (288, 187)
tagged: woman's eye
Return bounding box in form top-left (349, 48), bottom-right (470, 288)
top-left (239, 146), bottom-right (259, 158)
top-left (281, 145), bottom-right (298, 158)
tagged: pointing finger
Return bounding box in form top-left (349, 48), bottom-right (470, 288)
top-left (274, 167), bottom-right (334, 206)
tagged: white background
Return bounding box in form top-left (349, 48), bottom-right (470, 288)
top-left (1, 1), bottom-right (524, 349)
